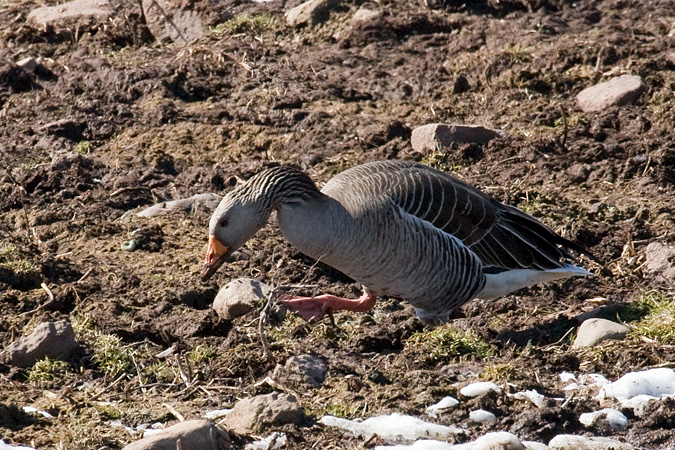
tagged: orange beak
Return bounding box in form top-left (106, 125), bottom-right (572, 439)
top-left (200, 235), bottom-right (230, 281)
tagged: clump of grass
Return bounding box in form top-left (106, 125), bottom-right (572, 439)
top-left (74, 141), bottom-right (93, 154)
top-left (406, 325), bottom-right (493, 361)
top-left (212, 14), bottom-right (277, 35)
top-left (92, 333), bottom-right (134, 378)
top-left (27, 357), bottom-right (70, 384)
top-left (625, 291), bottom-right (675, 343)
top-left (97, 403), bottom-right (122, 420)
top-left (188, 343), bottom-right (217, 364)
top-left (146, 360), bottom-right (173, 383)
top-left (482, 363), bottom-right (514, 383)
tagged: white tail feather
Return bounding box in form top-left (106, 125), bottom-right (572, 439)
top-left (476, 265), bottom-right (591, 301)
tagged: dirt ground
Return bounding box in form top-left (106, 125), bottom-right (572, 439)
top-left (1, 0), bottom-right (674, 448)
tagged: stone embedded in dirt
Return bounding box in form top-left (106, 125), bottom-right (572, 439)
top-left (223, 392), bottom-right (307, 435)
top-left (548, 434), bottom-right (633, 450)
top-left (321, 412), bottom-right (464, 444)
top-left (122, 420), bottom-right (231, 450)
top-left (212, 278), bottom-right (272, 321)
top-left (572, 318), bottom-right (630, 348)
top-left (141, 0), bottom-right (204, 44)
top-left (410, 123), bottom-right (507, 153)
top-left (2, 320), bottom-right (78, 368)
top-left (643, 242), bottom-right (675, 284)
top-left (426, 396), bottom-right (459, 418)
top-left (285, 0), bottom-right (341, 27)
top-left (27, 0), bottom-right (113, 28)
top-left (272, 354), bottom-right (328, 388)
top-left (579, 408), bottom-right (628, 430)
top-left (469, 409), bottom-right (497, 425)
top-left (137, 193), bottom-right (221, 218)
top-left (459, 381), bottom-right (502, 398)
top-left (352, 7), bottom-right (380, 25)
top-left (576, 75), bottom-right (647, 113)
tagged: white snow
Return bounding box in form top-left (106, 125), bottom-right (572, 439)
top-left (579, 408), bottom-right (628, 430)
top-left (548, 434), bottom-right (633, 449)
top-left (459, 381), bottom-right (502, 397)
top-left (508, 389), bottom-right (546, 408)
top-left (597, 367), bottom-right (675, 415)
top-left (320, 413), bottom-right (464, 444)
top-left (559, 371), bottom-right (576, 383)
top-left (22, 406), bottom-right (54, 419)
top-left (426, 396), bottom-right (459, 418)
top-left (245, 432), bottom-right (287, 450)
top-left (374, 432), bottom-right (525, 450)
top-left (204, 408), bottom-right (232, 419)
top-left (469, 409), bottom-right (497, 425)
top-left (0, 441), bottom-right (35, 450)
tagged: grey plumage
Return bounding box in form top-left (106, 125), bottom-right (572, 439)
top-left (204, 160), bottom-right (591, 320)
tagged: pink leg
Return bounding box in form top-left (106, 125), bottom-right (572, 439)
top-left (279, 288), bottom-right (378, 322)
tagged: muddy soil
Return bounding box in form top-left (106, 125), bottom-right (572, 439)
top-left (1, 0), bottom-right (674, 448)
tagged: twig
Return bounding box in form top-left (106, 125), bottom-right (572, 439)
top-left (20, 282), bottom-right (56, 316)
top-left (88, 373), bottom-right (128, 402)
top-left (77, 268), bottom-right (93, 284)
top-left (163, 403), bottom-right (185, 422)
top-left (109, 186), bottom-right (150, 197)
top-left (559, 105), bottom-right (568, 151)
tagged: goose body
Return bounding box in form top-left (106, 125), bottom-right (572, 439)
top-left (202, 160), bottom-right (591, 321)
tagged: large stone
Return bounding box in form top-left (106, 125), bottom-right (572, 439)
top-left (122, 420), bottom-right (230, 450)
top-left (27, 0), bottom-right (113, 28)
top-left (272, 354), bottom-right (328, 388)
top-left (2, 320), bottom-right (78, 368)
top-left (576, 75), bottom-right (647, 113)
top-left (224, 393), bottom-right (306, 435)
top-left (141, 0), bottom-right (204, 44)
top-left (572, 318), bottom-right (630, 348)
top-left (643, 242), bottom-right (675, 284)
top-left (285, 0), bottom-right (341, 27)
top-left (411, 123), bottom-right (506, 153)
top-left (212, 278), bottom-right (272, 320)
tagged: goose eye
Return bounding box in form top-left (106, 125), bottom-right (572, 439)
top-left (220, 217), bottom-right (229, 228)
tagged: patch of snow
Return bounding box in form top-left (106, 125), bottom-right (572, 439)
top-left (0, 441), bottom-right (36, 450)
top-left (320, 413), bottom-right (464, 444)
top-left (375, 432), bottom-right (525, 450)
top-left (426, 396), bottom-right (459, 418)
top-left (508, 389), bottom-right (546, 408)
top-left (469, 409), bottom-right (497, 425)
top-left (579, 408), bottom-right (628, 430)
top-left (204, 408), bottom-right (232, 419)
top-left (245, 432), bottom-right (287, 450)
top-left (459, 381), bottom-right (502, 397)
top-left (559, 371), bottom-right (576, 383)
top-left (523, 441), bottom-right (548, 450)
top-left (597, 368), bottom-right (675, 415)
top-left (22, 406), bottom-right (54, 419)
top-left (375, 440), bottom-right (454, 450)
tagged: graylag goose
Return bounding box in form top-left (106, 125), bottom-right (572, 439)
top-left (200, 160), bottom-right (592, 322)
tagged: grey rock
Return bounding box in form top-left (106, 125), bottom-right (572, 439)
top-left (122, 420), bottom-right (230, 450)
top-left (16, 57), bottom-right (38, 73)
top-left (351, 8), bottom-right (380, 25)
top-left (572, 318), bottom-right (630, 348)
top-left (273, 354), bottom-right (328, 388)
top-left (643, 242), bottom-right (675, 284)
top-left (141, 0), bottom-right (204, 44)
top-left (548, 434), bottom-right (633, 450)
top-left (212, 278), bottom-right (272, 320)
top-left (224, 392), bottom-right (306, 435)
top-left (286, 0), bottom-right (341, 27)
top-left (576, 75), bottom-right (647, 113)
top-left (411, 123), bottom-right (507, 153)
top-left (27, 0), bottom-right (113, 27)
top-left (137, 193), bottom-right (221, 218)
top-left (2, 320), bottom-right (78, 368)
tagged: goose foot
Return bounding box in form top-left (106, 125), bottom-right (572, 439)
top-left (279, 289), bottom-right (377, 322)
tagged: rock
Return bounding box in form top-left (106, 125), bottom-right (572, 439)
top-left (410, 124), bottom-right (506, 153)
top-left (579, 408), bottom-right (628, 430)
top-left (16, 58), bottom-right (38, 73)
top-left (285, 0), bottom-right (341, 28)
top-left (643, 242), bottom-right (675, 284)
top-left (2, 320), bottom-right (78, 368)
top-left (212, 278), bottom-right (272, 320)
top-left (351, 8), bottom-right (380, 25)
top-left (459, 381), bottom-right (502, 398)
top-left (548, 434), bottom-right (633, 450)
top-left (426, 396), bottom-right (459, 418)
top-left (122, 420), bottom-right (230, 450)
top-left (469, 409), bottom-right (497, 425)
top-left (576, 75), bottom-right (647, 113)
top-left (27, 0), bottom-right (113, 28)
top-left (572, 318), bottom-right (630, 348)
top-left (141, 0), bottom-right (204, 44)
top-left (272, 354), bottom-right (328, 388)
top-left (224, 393), bottom-right (306, 435)
top-left (136, 193), bottom-right (221, 218)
